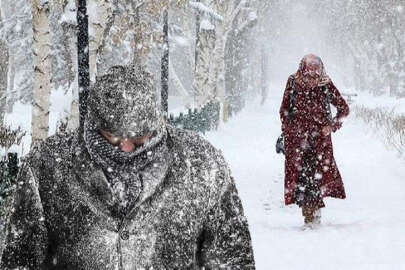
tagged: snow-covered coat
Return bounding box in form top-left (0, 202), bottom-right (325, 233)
top-left (280, 75), bottom-right (350, 205)
top-left (0, 126), bottom-right (255, 269)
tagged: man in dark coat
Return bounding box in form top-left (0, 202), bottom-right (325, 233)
top-left (280, 54), bottom-right (350, 227)
top-left (0, 64), bottom-right (255, 269)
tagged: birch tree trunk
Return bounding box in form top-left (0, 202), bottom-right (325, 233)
top-left (0, 41), bottom-right (8, 127)
top-left (0, 6), bottom-right (7, 126)
top-left (216, 34), bottom-right (227, 102)
top-left (6, 54), bottom-right (15, 114)
top-left (208, 0), bottom-right (250, 122)
top-left (67, 32), bottom-right (80, 131)
top-left (181, 9), bottom-right (195, 70)
top-left (88, 0), bottom-right (110, 82)
top-left (31, 0), bottom-right (51, 144)
top-left (60, 0), bottom-right (80, 131)
top-left (209, 24), bottom-right (227, 121)
top-left (51, 0), bottom-right (80, 130)
top-left (194, 26), bottom-right (215, 107)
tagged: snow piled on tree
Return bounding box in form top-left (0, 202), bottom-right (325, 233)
top-left (189, 1), bottom-right (223, 21)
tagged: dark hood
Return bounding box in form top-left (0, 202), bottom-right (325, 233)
top-left (86, 65), bottom-right (164, 138)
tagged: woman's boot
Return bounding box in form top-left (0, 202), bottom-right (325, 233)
top-left (313, 209), bottom-right (321, 225)
top-left (302, 206), bottom-right (315, 224)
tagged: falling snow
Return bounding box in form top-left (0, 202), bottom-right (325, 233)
top-left (1, 0), bottom-right (405, 269)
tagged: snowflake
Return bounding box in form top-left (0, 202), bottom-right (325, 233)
top-left (314, 173), bottom-right (323, 180)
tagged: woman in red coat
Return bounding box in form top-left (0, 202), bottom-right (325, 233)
top-left (279, 54), bottom-right (350, 226)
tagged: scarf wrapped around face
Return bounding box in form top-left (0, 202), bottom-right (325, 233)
top-left (84, 120), bottom-right (170, 217)
top-left (294, 54), bottom-right (328, 89)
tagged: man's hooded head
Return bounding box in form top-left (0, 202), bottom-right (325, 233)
top-left (86, 64), bottom-right (164, 138)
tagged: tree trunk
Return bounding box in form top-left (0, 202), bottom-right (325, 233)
top-left (216, 35), bottom-right (227, 104)
top-left (0, 7), bottom-right (7, 124)
top-left (67, 31), bottom-right (80, 131)
top-left (0, 41), bottom-right (8, 127)
top-left (31, 0), bottom-right (51, 144)
top-left (194, 27), bottom-right (215, 108)
top-left (59, 1), bottom-right (80, 131)
top-left (161, 9), bottom-right (169, 116)
top-left (77, 0), bottom-right (90, 136)
top-left (194, 0), bottom-right (201, 72)
top-left (88, 0), bottom-right (110, 82)
top-left (6, 53), bottom-right (15, 114)
top-left (210, 24), bottom-right (227, 122)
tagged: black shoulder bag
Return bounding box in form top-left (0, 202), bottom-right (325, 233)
top-left (276, 78), bottom-right (296, 155)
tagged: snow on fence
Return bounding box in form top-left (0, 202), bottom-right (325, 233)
top-left (169, 100), bottom-right (220, 134)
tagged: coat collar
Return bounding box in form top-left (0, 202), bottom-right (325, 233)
top-left (121, 128), bottom-right (188, 229)
top-left (69, 129), bottom-right (178, 224)
top-left (124, 132), bottom-right (177, 221)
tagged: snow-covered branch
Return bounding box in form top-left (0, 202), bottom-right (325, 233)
top-left (189, 1), bottom-right (223, 21)
top-left (229, 0), bottom-right (247, 25)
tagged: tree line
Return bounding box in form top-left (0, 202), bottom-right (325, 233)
top-left (0, 0), bottom-right (271, 148)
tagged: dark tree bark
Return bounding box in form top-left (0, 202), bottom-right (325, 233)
top-left (161, 9), bottom-right (169, 116)
top-left (77, 0), bottom-right (90, 136)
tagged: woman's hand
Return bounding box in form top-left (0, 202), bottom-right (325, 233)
top-left (318, 75), bottom-right (331, 87)
top-left (322, 126), bottom-right (333, 136)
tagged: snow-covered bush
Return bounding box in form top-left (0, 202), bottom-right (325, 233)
top-left (0, 126), bottom-right (25, 155)
top-left (353, 105), bottom-right (405, 156)
top-left (0, 126), bottom-right (22, 253)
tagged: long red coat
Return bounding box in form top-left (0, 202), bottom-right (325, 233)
top-left (280, 75), bottom-right (350, 205)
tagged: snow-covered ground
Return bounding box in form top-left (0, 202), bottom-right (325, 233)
top-left (206, 93), bottom-right (405, 270)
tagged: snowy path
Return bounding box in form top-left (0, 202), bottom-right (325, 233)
top-left (206, 95), bottom-right (405, 270)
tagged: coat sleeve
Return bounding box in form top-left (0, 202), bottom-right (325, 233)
top-left (328, 80), bottom-right (350, 132)
top-left (280, 76), bottom-right (294, 133)
top-left (0, 161), bottom-right (49, 269)
top-left (197, 170), bottom-right (255, 269)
